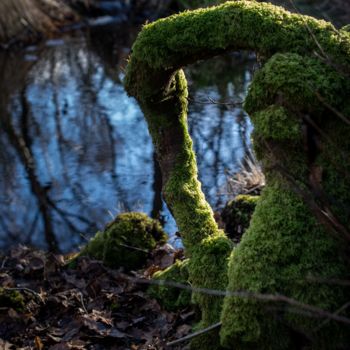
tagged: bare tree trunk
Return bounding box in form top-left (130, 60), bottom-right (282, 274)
top-left (0, 0), bottom-right (77, 45)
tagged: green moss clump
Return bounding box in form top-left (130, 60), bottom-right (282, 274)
top-left (221, 194), bottom-right (260, 241)
top-left (0, 288), bottom-right (25, 312)
top-left (148, 259), bottom-right (191, 311)
top-left (81, 212), bottom-right (167, 271)
top-left (244, 53), bottom-right (347, 117)
top-left (221, 51), bottom-right (350, 349)
top-left (220, 184), bottom-right (350, 349)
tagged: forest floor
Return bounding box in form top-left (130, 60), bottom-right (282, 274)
top-left (0, 245), bottom-right (193, 350)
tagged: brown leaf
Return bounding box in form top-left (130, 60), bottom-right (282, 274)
top-left (47, 334), bottom-right (62, 343)
top-left (116, 320), bottom-right (130, 330)
top-left (81, 315), bottom-right (107, 334)
top-left (0, 338), bottom-right (14, 350)
top-left (28, 257), bottom-right (45, 273)
top-left (0, 273), bottom-right (14, 287)
top-left (62, 273), bottom-right (86, 290)
top-left (67, 339), bottom-right (86, 349)
top-left (151, 244), bottom-right (175, 269)
top-left (103, 328), bottom-right (127, 339)
top-left (34, 336), bottom-right (44, 350)
top-left (90, 309), bottom-right (113, 326)
top-left (175, 324), bottom-right (192, 338)
top-left (61, 327), bottom-right (80, 342)
top-left (143, 265), bottom-right (161, 278)
top-left (49, 343), bottom-right (70, 350)
top-left (7, 308), bottom-right (20, 319)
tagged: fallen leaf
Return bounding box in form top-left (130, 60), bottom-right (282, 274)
top-left (0, 338), bottom-right (14, 350)
top-left (34, 336), bottom-right (44, 350)
top-left (175, 324), bottom-right (192, 338)
top-left (48, 342), bottom-right (70, 350)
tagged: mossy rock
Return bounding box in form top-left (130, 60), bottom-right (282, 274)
top-left (148, 259), bottom-right (191, 311)
top-left (81, 212), bottom-right (167, 271)
top-left (0, 288), bottom-right (25, 312)
top-left (221, 194), bottom-right (260, 242)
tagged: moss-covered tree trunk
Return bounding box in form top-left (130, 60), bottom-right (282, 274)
top-left (0, 0), bottom-right (76, 45)
top-left (125, 1), bottom-right (350, 348)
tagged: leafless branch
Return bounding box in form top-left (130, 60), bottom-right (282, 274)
top-left (166, 321), bottom-right (222, 347)
top-left (131, 277), bottom-right (350, 326)
top-left (187, 96), bottom-right (243, 107)
top-left (314, 91), bottom-right (350, 127)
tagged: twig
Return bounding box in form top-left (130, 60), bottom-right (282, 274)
top-left (313, 301), bottom-right (350, 332)
top-left (132, 278), bottom-right (350, 326)
top-left (79, 291), bottom-right (88, 313)
top-left (187, 96), bottom-right (243, 107)
top-left (118, 243), bottom-right (149, 254)
top-left (166, 322), bottom-right (222, 347)
top-left (306, 276), bottom-right (350, 287)
top-left (288, 0), bottom-right (328, 60)
top-left (314, 91), bottom-right (350, 127)
top-left (288, 0), bottom-right (350, 78)
top-left (242, 184), bottom-right (262, 195)
top-left (1, 256), bottom-right (7, 269)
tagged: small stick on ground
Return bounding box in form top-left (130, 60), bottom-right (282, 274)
top-left (166, 322), bottom-right (222, 347)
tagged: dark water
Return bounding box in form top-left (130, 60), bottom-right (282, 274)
top-left (0, 22), bottom-right (255, 252)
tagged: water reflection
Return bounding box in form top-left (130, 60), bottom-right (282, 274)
top-left (0, 25), bottom-right (254, 252)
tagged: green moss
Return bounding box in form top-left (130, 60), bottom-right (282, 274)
top-left (189, 234), bottom-right (233, 350)
top-left (81, 212), bottom-right (167, 271)
top-left (220, 183), bottom-right (350, 349)
top-left (341, 24), bottom-right (350, 32)
top-left (221, 194), bottom-right (260, 240)
top-left (148, 259), bottom-right (191, 311)
top-left (244, 53), bottom-right (347, 116)
top-left (125, 1), bottom-right (349, 79)
top-left (124, 1), bottom-right (350, 349)
top-left (0, 288), bottom-right (25, 312)
top-left (110, 302), bottom-right (119, 311)
top-left (250, 105), bottom-right (300, 141)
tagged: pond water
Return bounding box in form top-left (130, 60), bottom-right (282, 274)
top-left (0, 0), bottom-right (347, 253)
top-left (0, 22), bottom-right (255, 252)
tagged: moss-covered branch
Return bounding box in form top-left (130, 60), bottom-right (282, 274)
top-left (125, 1), bottom-right (350, 348)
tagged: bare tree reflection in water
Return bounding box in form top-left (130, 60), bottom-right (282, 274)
top-left (0, 28), bottom-right (154, 251)
top-left (187, 53), bottom-right (254, 209)
top-left (0, 29), bottom-right (254, 252)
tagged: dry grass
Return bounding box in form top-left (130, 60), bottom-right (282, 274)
top-left (225, 151), bottom-right (265, 197)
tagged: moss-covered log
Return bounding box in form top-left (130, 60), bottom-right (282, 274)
top-left (125, 1), bottom-right (350, 348)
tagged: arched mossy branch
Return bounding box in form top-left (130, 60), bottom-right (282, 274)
top-left (125, 1), bottom-right (350, 349)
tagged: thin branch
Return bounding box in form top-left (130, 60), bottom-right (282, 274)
top-left (288, 0), bottom-right (350, 78)
top-left (314, 91), bottom-right (350, 127)
top-left (1, 256), bottom-right (7, 269)
top-left (167, 322), bottom-right (222, 347)
top-left (187, 96), bottom-right (243, 107)
top-left (79, 291), bottom-right (88, 313)
top-left (131, 277), bottom-right (350, 326)
top-left (117, 243), bottom-right (149, 254)
top-left (313, 301), bottom-right (350, 332)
